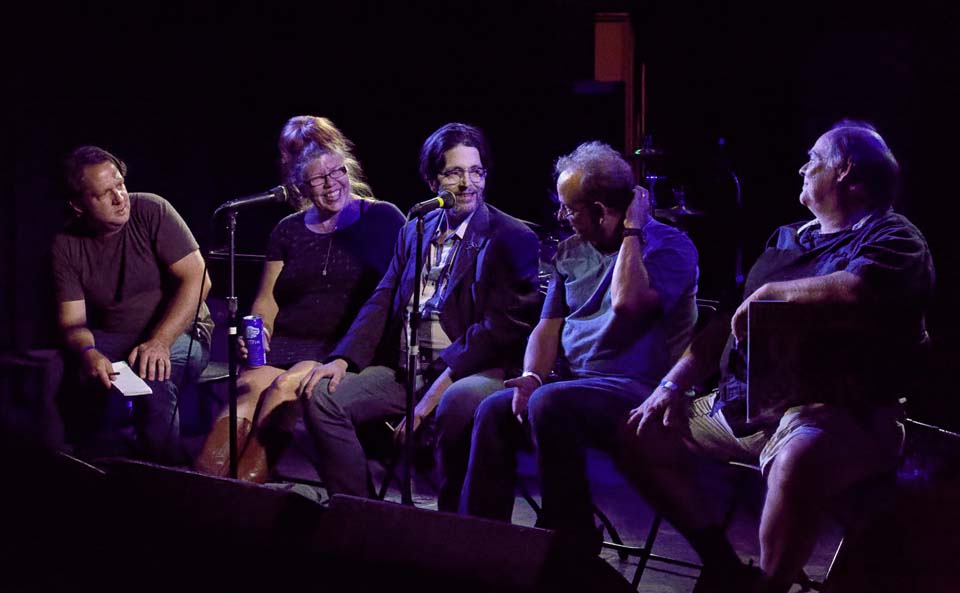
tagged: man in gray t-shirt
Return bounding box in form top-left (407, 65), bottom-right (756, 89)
top-left (460, 142), bottom-right (699, 548)
top-left (51, 146), bottom-right (212, 464)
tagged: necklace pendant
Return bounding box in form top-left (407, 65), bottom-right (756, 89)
top-left (322, 269), bottom-right (327, 276)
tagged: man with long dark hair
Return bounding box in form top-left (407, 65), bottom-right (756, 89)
top-left (298, 123), bottom-right (541, 512)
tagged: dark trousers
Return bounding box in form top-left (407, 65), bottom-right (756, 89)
top-left (302, 365), bottom-right (504, 510)
top-left (460, 376), bottom-right (651, 536)
top-left (62, 331), bottom-right (208, 465)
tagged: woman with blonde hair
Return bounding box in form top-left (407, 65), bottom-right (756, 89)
top-left (195, 116), bottom-right (403, 481)
top-left (278, 115), bottom-right (374, 203)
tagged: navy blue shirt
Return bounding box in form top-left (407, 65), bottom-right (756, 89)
top-left (264, 199), bottom-right (404, 366)
top-left (718, 208), bottom-right (935, 430)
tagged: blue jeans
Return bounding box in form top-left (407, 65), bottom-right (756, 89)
top-left (302, 365), bottom-right (504, 510)
top-left (460, 376), bottom-right (652, 537)
top-left (65, 331), bottom-right (209, 465)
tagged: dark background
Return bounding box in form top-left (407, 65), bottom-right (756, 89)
top-left (3, 1), bottom-right (958, 424)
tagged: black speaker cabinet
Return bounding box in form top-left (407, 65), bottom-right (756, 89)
top-left (3, 457), bottom-right (632, 593)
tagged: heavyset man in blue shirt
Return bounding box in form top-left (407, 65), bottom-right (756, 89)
top-left (622, 121), bottom-right (935, 593)
top-left (460, 141), bottom-right (699, 549)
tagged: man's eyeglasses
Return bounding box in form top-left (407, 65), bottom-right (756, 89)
top-left (439, 167), bottom-right (487, 185)
top-left (556, 202), bottom-right (589, 219)
top-left (306, 166), bottom-right (348, 188)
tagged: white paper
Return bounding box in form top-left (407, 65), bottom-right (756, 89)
top-left (111, 361), bottom-right (153, 397)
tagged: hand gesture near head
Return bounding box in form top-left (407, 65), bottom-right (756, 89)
top-left (625, 185), bottom-right (652, 230)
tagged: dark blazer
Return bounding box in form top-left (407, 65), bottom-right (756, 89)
top-left (330, 202), bottom-right (541, 380)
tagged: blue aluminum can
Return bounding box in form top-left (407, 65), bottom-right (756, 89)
top-left (242, 314), bottom-right (266, 367)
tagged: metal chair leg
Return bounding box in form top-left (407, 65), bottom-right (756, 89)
top-left (594, 504), bottom-right (629, 560)
top-left (631, 513), bottom-right (663, 588)
top-left (520, 483), bottom-right (541, 515)
top-left (377, 455), bottom-right (399, 500)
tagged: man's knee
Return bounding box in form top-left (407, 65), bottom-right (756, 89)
top-left (473, 391), bottom-right (513, 431)
top-left (308, 380), bottom-right (342, 415)
top-left (618, 421), bottom-right (701, 477)
top-left (301, 386), bottom-right (353, 442)
top-left (765, 438), bottom-right (830, 500)
top-left (169, 337), bottom-right (208, 383)
top-left (144, 378), bottom-right (178, 407)
top-left (527, 385), bottom-right (574, 428)
top-left (307, 372), bottom-right (379, 427)
top-left (437, 383), bottom-right (487, 429)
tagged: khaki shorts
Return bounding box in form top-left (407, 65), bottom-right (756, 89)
top-left (686, 392), bottom-right (904, 477)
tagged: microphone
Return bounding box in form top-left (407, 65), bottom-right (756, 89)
top-left (214, 185), bottom-right (289, 216)
top-left (408, 190), bottom-right (456, 218)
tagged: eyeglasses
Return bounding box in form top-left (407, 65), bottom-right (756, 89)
top-left (439, 167), bottom-right (487, 185)
top-left (305, 166), bottom-right (348, 188)
top-left (556, 202), bottom-right (589, 219)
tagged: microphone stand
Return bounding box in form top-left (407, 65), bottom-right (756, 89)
top-left (401, 214), bottom-right (425, 506)
top-left (212, 189), bottom-right (287, 479)
top-left (717, 138), bottom-right (745, 291)
top-left (727, 166), bottom-right (744, 290)
top-left (224, 211), bottom-right (240, 478)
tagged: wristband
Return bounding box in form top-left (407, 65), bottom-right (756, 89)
top-left (622, 227), bottom-right (645, 240)
top-left (521, 370), bottom-right (544, 386)
top-left (81, 345), bottom-right (97, 354)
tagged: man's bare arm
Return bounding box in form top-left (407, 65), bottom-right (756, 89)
top-left (129, 249), bottom-right (210, 380)
top-left (611, 186), bottom-right (661, 321)
top-left (732, 271), bottom-right (863, 341)
top-left (58, 299), bottom-right (113, 388)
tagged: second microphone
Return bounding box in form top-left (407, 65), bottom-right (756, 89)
top-left (407, 190), bottom-right (456, 218)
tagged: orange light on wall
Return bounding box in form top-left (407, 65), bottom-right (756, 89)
top-left (594, 12), bottom-right (635, 152)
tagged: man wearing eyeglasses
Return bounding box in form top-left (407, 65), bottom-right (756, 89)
top-left (298, 122), bottom-right (541, 512)
top-left (460, 141), bottom-right (699, 553)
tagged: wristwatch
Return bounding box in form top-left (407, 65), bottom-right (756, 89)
top-left (658, 379), bottom-right (682, 392)
top-left (623, 227), bottom-right (645, 239)
top-left (659, 378), bottom-right (697, 397)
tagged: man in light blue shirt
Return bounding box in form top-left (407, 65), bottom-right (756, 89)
top-left (460, 141), bottom-right (699, 550)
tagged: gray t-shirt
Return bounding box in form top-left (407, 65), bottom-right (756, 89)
top-left (542, 218), bottom-right (699, 385)
top-left (51, 192), bottom-right (213, 344)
